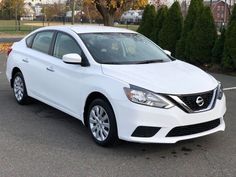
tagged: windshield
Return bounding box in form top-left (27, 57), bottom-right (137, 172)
top-left (79, 33), bottom-right (171, 64)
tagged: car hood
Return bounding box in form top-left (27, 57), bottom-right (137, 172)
top-left (101, 60), bottom-right (218, 95)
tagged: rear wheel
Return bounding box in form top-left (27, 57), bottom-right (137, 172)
top-left (87, 99), bottom-right (118, 146)
top-left (13, 72), bottom-right (29, 105)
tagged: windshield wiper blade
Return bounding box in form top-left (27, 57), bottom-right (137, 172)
top-left (136, 59), bottom-right (164, 64)
top-left (102, 60), bottom-right (164, 65)
top-left (102, 62), bottom-right (124, 64)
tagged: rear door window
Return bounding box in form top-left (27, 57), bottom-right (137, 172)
top-left (32, 31), bottom-right (54, 54)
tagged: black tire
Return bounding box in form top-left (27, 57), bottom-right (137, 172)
top-left (87, 99), bottom-right (118, 147)
top-left (12, 72), bottom-right (30, 105)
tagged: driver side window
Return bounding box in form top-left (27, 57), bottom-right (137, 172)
top-left (53, 33), bottom-right (82, 59)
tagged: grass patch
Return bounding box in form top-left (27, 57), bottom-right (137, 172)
top-left (0, 20), bottom-right (139, 32)
top-left (115, 24), bottom-right (139, 31)
top-left (0, 20), bottom-right (15, 26)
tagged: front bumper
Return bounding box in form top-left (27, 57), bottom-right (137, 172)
top-left (112, 94), bottom-right (226, 143)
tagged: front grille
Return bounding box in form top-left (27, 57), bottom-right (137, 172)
top-left (179, 90), bottom-right (214, 112)
top-left (166, 118), bottom-right (220, 137)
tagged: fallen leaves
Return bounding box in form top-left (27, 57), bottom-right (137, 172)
top-left (0, 43), bottom-right (12, 54)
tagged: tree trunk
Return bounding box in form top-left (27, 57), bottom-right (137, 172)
top-left (103, 13), bottom-right (114, 26)
top-left (71, 0), bottom-right (75, 25)
top-left (95, 3), bottom-right (115, 26)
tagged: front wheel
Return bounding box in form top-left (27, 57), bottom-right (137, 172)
top-left (13, 72), bottom-right (30, 105)
top-left (87, 99), bottom-right (118, 147)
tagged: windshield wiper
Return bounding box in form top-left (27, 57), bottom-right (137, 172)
top-left (102, 62), bottom-right (124, 64)
top-left (102, 59), bottom-right (165, 65)
top-left (136, 59), bottom-right (164, 64)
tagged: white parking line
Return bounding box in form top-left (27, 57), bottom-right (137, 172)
top-left (223, 87), bottom-right (236, 91)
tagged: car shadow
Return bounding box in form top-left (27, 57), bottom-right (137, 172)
top-left (26, 99), bottom-right (222, 156)
top-left (2, 92), bottom-right (224, 161)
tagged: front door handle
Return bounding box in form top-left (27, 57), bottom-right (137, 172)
top-left (22, 58), bottom-right (29, 63)
top-left (46, 66), bottom-right (55, 72)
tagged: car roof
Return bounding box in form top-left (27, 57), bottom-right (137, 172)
top-left (37, 25), bottom-right (137, 34)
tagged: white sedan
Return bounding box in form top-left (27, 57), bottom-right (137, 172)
top-left (6, 25), bottom-right (226, 146)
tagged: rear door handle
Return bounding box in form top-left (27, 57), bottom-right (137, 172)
top-left (22, 58), bottom-right (29, 63)
top-left (46, 66), bottom-right (55, 72)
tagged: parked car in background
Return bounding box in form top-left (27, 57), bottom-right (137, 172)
top-left (6, 25), bottom-right (226, 146)
top-left (120, 10), bottom-right (143, 24)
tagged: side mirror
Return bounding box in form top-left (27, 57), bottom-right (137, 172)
top-left (163, 50), bottom-right (171, 56)
top-left (62, 53), bottom-right (82, 64)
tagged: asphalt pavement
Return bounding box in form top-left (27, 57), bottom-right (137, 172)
top-left (0, 54), bottom-right (236, 177)
top-left (0, 38), bottom-right (22, 43)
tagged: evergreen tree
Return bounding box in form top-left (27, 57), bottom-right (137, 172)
top-left (137, 5), bottom-right (156, 38)
top-left (229, 5), bottom-right (236, 25)
top-left (158, 2), bottom-right (183, 56)
top-left (137, 4), bottom-right (150, 34)
top-left (223, 5), bottom-right (236, 70)
top-left (151, 6), bottom-right (168, 44)
top-left (176, 0), bottom-right (204, 60)
top-left (212, 28), bottom-right (225, 64)
top-left (188, 6), bottom-right (217, 65)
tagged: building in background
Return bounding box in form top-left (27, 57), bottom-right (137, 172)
top-left (23, 0), bottom-right (67, 20)
top-left (153, 0), bottom-right (232, 27)
top-left (205, 0), bottom-right (231, 28)
top-left (22, 3), bottom-right (35, 20)
top-left (34, 4), bottom-right (43, 16)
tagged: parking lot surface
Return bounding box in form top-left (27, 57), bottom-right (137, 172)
top-left (0, 54), bottom-right (236, 177)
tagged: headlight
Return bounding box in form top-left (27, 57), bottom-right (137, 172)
top-left (217, 82), bottom-right (223, 100)
top-left (124, 85), bottom-right (174, 109)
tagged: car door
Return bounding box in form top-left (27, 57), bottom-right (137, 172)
top-left (42, 32), bottom-right (88, 116)
top-left (22, 31), bottom-right (55, 100)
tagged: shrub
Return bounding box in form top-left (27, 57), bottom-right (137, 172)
top-left (137, 5), bottom-right (156, 38)
top-left (229, 4), bottom-right (236, 25)
top-left (188, 6), bottom-right (217, 65)
top-left (222, 5), bottom-right (236, 71)
top-left (158, 1), bottom-right (183, 56)
top-left (151, 6), bottom-right (168, 44)
top-left (176, 0), bottom-right (204, 60)
top-left (137, 4), bottom-right (150, 34)
top-left (212, 28), bottom-right (225, 64)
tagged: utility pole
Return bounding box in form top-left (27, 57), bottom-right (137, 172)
top-left (15, 3), bottom-right (18, 31)
top-left (71, 0), bottom-right (76, 25)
